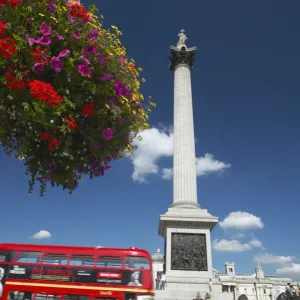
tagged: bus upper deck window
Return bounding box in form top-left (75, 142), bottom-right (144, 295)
top-left (17, 252), bottom-right (42, 263)
top-left (43, 253), bottom-right (68, 265)
top-left (0, 250), bottom-right (15, 262)
top-left (125, 257), bottom-right (150, 269)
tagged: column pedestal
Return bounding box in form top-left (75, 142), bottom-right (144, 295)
top-left (159, 207), bottom-right (218, 292)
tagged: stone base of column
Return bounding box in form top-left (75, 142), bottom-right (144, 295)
top-left (158, 207), bottom-right (218, 294)
top-left (154, 281), bottom-right (232, 300)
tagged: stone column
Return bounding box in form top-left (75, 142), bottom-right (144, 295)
top-left (169, 40), bottom-right (198, 209)
top-left (172, 63), bottom-right (198, 208)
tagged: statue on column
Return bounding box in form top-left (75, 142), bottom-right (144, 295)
top-left (177, 29), bottom-right (188, 48)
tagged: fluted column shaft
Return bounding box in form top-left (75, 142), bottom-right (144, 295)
top-left (172, 64), bottom-right (198, 208)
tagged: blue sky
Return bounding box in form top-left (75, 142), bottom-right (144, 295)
top-left (1, 0), bottom-right (300, 280)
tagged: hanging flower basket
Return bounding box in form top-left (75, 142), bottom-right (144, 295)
top-left (0, 0), bottom-right (154, 196)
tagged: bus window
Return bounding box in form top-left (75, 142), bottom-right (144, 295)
top-left (0, 250), bottom-right (15, 262)
top-left (8, 291), bottom-right (33, 300)
top-left (125, 256), bottom-right (150, 269)
top-left (64, 295), bottom-right (89, 300)
top-left (96, 256), bottom-right (122, 268)
top-left (17, 252), bottom-right (42, 263)
top-left (69, 255), bottom-right (94, 267)
top-left (43, 253), bottom-right (68, 265)
top-left (35, 294), bottom-right (61, 300)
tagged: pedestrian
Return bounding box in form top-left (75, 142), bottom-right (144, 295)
top-left (155, 274), bottom-right (161, 290)
top-left (160, 273), bottom-right (166, 290)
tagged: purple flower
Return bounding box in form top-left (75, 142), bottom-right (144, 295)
top-left (56, 34), bottom-right (64, 40)
top-left (74, 180), bottom-right (78, 189)
top-left (33, 63), bottom-right (44, 73)
top-left (85, 45), bottom-right (96, 54)
top-left (78, 64), bottom-right (92, 77)
top-left (50, 57), bottom-right (63, 72)
top-left (96, 53), bottom-right (105, 65)
top-left (102, 128), bottom-right (113, 141)
top-left (45, 171), bottom-right (52, 181)
top-left (46, 3), bottom-right (55, 11)
top-left (71, 32), bottom-right (81, 40)
top-left (94, 143), bottom-right (101, 149)
top-left (58, 49), bottom-right (70, 58)
top-left (99, 74), bottom-right (113, 80)
top-left (87, 29), bottom-right (99, 41)
top-left (118, 56), bottom-right (126, 64)
top-left (25, 35), bottom-right (37, 46)
top-left (115, 80), bottom-right (131, 96)
top-left (70, 16), bottom-right (76, 24)
top-left (119, 116), bottom-right (124, 125)
top-left (49, 162), bottom-right (56, 169)
top-left (82, 51), bottom-right (90, 65)
top-left (37, 36), bottom-right (51, 45)
top-left (40, 22), bottom-right (51, 36)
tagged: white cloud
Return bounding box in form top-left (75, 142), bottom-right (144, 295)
top-left (196, 153), bottom-right (231, 176)
top-left (213, 239), bottom-right (251, 252)
top-left (128, 127), bottom-right (231, 182)
top-left (129, 128), bottom-right (173, 182)
top-left (162, 168), bottom-right (173, 180)
top-left (30, 230), bottom-right (51, 239)
top-left (276, 264), bottom-right (300, 281)
top-left (219, 211), bottom-right (264, 231)
top-left (231, 233), bottom-right (245, 239)
top-left (249, 239), bottom-right (264, 248)
top-left (254, 253), bottom-right (293, 266)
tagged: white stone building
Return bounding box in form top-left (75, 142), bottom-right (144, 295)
top-left (152, 249), bottom-right (297, 300)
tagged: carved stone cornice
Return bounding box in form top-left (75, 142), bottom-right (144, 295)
top-left (169, 45), bottom-right (197, 71)
top-left (164, 220), bottom-right (217, 229)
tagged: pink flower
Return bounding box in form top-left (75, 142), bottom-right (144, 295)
top-left (102, 128), bottom-right (113, 141)
top-left (78, 64), bottom-right (92, 77)
top-left (40, 22), bottom-right (51, 36)
top-left (56, 34), bottom-right (64, 40)
top-left (71, 32), bottom-right (81, 40)
top-left (85, 45), bottom-right (96, 54)
top-left (50, 57), bottom-right (63, 72)
top-left (99, 74), bottom-right (113, 80)
top-left (97, 53), bottom-right (105, 65)
top-left (82, 51), bottom-right (90, 65)
top-left (37, 36), bottom-right (51, 45)
top-left (33, 63), bottom-right (44, 73)
top-left (58, 49), bottom-right (70, 58)
top-left (87, 29), bottom-right (99, 41)
top-left (118, 56), bottom-right (125, 64)
top-left (25, 35), bottom-right (37, 46)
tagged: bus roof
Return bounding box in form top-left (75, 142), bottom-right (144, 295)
top-left (0, 243), bottom-right (151, 257)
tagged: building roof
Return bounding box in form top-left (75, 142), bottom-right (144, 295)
top-left (152, 248), bottom-right (164, 263)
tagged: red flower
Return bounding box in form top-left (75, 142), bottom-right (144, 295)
top-left (5, 151), bottom-right (12, 157)
top-left (0, 22), bottom-right (5, 31)
top-left (0, 37), bottom-right (17, 59)
top-left (28, 80), bottom-right (63, 106)
top-left (70, 3), bottom-right (90, 22)
top-left (48, 139), bottom-right (59, 152)
top-left (30, 47), bottom-right (49, 64)
top-left (0, 0), bottom-right (22, 6)
top-left (40, 131), bottom-right (51, 141)
top-left (8, 0), bottom-right (22, 7)
top-left (83, 102), bottom-right (95, 117)
top-left (65, 116), bottom-right (77, 131)
top-left (5, 68), bottom-right (26, 91)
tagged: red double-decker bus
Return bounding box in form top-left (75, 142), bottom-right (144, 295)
top-left (0, 243), bottom-right (154, 300)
